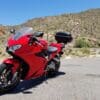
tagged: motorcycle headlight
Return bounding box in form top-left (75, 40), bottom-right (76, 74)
top-left (9, 45), bottom-right (22, 52)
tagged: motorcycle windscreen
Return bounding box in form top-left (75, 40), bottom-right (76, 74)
top-left (13, 27), bottom-right (33, 40)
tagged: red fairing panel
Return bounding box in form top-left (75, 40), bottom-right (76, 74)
top-left (39, 39), bottom-right (48, 50)
top-left (50, 43), bottom-right (63, 53)
top-left (3, 58), bottom-right (20, 74)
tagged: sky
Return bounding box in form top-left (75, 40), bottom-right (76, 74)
top-left (0, 0), bottom-right (100, 25)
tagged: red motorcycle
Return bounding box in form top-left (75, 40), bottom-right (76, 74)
top-left (0, 27), bottom-right (72, 92)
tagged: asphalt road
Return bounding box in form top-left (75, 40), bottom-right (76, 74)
top-left (0, 57), bottom-right (100, 100)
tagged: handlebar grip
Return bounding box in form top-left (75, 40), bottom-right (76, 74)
top-left (31, 36), bottom-right (38, 41)
top-left (29, 36), bottom-right (39, 45)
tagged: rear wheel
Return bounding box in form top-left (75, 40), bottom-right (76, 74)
top-left (47, 56), bottom-right (60, 77)
top-left (0, 63), bottom-right (21, 93)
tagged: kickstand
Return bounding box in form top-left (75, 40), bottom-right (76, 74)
top-left (44, 70), bottom-right (48, 84)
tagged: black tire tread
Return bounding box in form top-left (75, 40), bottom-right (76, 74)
top-left (0, 63), bottom-right (20, 93)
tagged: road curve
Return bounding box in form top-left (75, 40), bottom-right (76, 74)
top-left (0, 57), bottom-right (100, 100)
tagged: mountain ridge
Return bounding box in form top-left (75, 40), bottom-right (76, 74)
top-left (0, 8), bottom-right (100, 56)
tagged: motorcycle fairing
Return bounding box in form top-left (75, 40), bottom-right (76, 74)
top-left (3, 58), bottom-right (20, 74)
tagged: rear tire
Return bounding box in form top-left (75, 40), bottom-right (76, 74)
top-left (0, 63), bottom-right (20, 93)
top-left (47, 56), bottom-right (60, 77)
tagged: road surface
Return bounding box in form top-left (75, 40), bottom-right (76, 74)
top-left (0, 57), bottom-right (100, 100)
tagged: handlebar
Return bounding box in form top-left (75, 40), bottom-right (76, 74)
top-left (29, 36), bottom-right (39, 45)
top-left (29, 36), bottom-right (43, 48)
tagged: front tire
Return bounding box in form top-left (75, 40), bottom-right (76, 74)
top-left (0, 63), bottom-right (21, 93)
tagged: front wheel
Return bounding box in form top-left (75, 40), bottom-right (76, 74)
top-left (0, 63), bottom-right (21, 93)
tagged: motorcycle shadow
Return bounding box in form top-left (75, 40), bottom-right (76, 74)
top-left (0, 71), bottom-right (65, 95)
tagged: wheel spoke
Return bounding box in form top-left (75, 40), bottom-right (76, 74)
top-left (0, 68), bottom-right (12, 87)
top-left (0, 64), bottom-right (20, 92)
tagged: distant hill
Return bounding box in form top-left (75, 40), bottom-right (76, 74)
top-left (20, 8), bottom-right (100, 39)
top-left (0, 8), bottom-right (100, 56)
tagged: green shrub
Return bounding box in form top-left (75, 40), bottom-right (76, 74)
top-left (74, 37), bottom-right (92, 48)
top-left (80, 48), bottom-right (90, 55)
top-left (64, 48), bottom-right (91, 57)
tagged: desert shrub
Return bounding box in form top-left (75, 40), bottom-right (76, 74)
top-left (80, 48), bottom-right (90, 55)
top-left (74, 37), bottom-right (92, 48)
top-left (64, 48), bottom-right (90, 57)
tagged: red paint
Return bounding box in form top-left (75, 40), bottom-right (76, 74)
top-left (2, 28), bottom-right (64, 80)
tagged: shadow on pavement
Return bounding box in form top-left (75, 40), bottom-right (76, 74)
top-left (0, 71), bottom-right (65, 95)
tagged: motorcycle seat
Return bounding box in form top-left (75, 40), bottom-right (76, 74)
top-left (47, 46), bottom-right (58, 53)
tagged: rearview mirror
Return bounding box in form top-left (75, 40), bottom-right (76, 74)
top-left (10, 29), bottom-right (15, 34)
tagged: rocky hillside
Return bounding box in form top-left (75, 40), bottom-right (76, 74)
top-left (21, 9), bottom-right (100, 39)
top-left (0, 8), bottom-right (100, 56)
